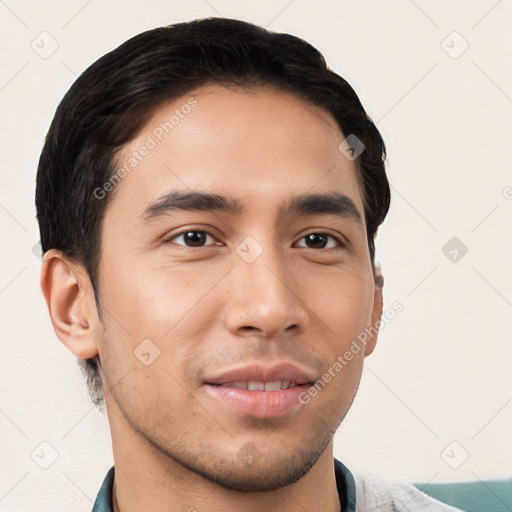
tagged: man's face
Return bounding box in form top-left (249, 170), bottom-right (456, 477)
top-left (95, 84), bottom-right (380, 490)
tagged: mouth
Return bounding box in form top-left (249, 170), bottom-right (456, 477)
top-left (213, 381), bottom-right (302, 391)
top-left (203, 363), bottom-right (316, 419)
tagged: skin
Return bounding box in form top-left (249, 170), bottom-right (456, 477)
top-left (41, 84), bottom-right (383, 512)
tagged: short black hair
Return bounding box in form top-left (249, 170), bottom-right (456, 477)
top-left (36, 17), bottom-right (390, 408)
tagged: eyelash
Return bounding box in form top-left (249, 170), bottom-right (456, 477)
top-left (164, 228), bottom-right (345, 250)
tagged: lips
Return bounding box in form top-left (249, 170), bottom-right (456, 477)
top-left (217, 381), bottom-right (298, 391)
top-left (203, 363), bottom-right (316, 418)
top-left (204, 362), bottom-right (316, 387)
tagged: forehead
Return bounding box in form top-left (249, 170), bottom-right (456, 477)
top-left (108, 83), bottom-right (364, 219)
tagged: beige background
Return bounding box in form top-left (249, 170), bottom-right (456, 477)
top-left (1, 0), bottom-right (511, 510)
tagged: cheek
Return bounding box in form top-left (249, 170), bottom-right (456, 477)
top-left (97, 259), bottom-right (222, 378)
top-left (101, 258), bottom-right (211, 333)
top-left (307, 268), bottom-right (374, 340)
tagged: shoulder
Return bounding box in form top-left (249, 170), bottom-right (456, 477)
top-left (351, 470), bottom-right (464, 512)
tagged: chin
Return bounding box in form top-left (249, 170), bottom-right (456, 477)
top-left (182, 444), bottom-right (326, 492)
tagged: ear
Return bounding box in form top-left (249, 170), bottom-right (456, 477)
top-left (364, 265), bottom-right (384, 357)
top-left (40, 249), bottom-right (100, 359)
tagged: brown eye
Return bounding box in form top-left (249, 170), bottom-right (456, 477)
top-left (296, 233), bottom-right (342, 250)
top-left (167, 230), bottom-right (217, 247)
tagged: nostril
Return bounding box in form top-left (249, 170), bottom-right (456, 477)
top-left (240, 326), bottom-right (259, 332)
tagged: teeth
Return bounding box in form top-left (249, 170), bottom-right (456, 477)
top-left (216, 381), bottom-right (300, 390)
top-left (264, 381), bottom-right (282, 391)
top-left (247, 381), bottom-right (265, 391)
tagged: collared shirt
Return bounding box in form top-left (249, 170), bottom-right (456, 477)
top-left (92, 459), bottom-right (461, 511)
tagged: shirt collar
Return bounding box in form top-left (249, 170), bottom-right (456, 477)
top-left (92, 465), bottom-right (114, 512)
top-left (92, 459), bottom-right (356, 512)
top-left (335, 458), bottom-right (357, 512)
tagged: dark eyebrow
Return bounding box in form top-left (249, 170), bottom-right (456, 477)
top-left (280, 192), bottom-right (362, 224)
top-left (141, 190), bottom-right (244, 222)
top-left (140, 190), bottom-right (362, 225)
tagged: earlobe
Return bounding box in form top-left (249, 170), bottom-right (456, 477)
top-left (40, 250), bottom-right (99, 359)
top-left (364, 267), bottom-right (384, 357)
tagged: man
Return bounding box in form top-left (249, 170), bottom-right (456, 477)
top-left (36, 17), bottom-right (462, 512)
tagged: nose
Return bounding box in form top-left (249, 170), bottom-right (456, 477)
top-left (222, 243), bottom-right (309, 340)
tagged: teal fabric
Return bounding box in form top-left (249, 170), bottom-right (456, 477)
top-left (415, 479), bottom-right (512, 512)
top-left (92, 466), bottom-right (114, 512)
top-left (92, 459), bottom-right (356, 512)
top-left (335, 458), bottom-right (357, 512)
